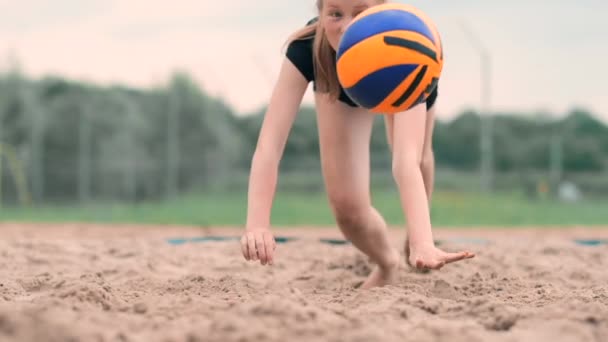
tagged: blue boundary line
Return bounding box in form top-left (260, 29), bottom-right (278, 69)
top-left (166, 236), bottom-right (499, 246)
top-left (167, 236), bottom-right (608, 247)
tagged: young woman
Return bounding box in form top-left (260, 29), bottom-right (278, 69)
top-left (240, 0), bottom-right (475, 289)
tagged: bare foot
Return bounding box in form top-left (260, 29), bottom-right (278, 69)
top-left (405, 239), bottom-right (475, 271)
top-left (360, 250), bottom-right (401, 289)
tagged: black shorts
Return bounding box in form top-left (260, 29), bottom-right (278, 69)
top-left (426, 85), bottom-right (438, 111)
top-left (339, 85), bottom-right (439, 111)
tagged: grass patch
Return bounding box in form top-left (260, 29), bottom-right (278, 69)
top-left (1, 190), bottom-right (606, 227)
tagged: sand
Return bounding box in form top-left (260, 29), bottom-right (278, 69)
top-left (0, 223), bottom-right (607, 342)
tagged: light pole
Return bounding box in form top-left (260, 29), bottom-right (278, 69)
top-left (459, 22), bottom-right (493, 192)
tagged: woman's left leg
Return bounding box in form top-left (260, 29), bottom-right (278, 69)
top-left (315, 94), bottom-right (400, 289)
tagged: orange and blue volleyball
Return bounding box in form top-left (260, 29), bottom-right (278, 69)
top-left (336, 4), bottom-right (444, 114)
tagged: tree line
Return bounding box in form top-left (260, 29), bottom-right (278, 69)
top-left (1, 69), bottom-right (606, 204)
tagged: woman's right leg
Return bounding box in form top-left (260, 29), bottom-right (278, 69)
top-left (315, 94), bottom-right (400, 289)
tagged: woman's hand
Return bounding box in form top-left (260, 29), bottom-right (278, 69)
top-left (240, 228), bottom-right (277, 266)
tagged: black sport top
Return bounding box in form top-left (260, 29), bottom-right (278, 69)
top-left (286, 36), bottom-right (360, 107)
top-left (285, 19), bottom-right (438, 111)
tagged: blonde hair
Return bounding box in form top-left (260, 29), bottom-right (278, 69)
top-left (286, 0), bottom-right (386, 101)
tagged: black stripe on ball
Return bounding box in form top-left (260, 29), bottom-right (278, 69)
top-left (383, 36), bottom-right (438, 62)
top-left (392, 65), bottom-right (427, 108)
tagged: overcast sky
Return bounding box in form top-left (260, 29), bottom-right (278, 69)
top-left (1, 0), bottom-right (607, 121)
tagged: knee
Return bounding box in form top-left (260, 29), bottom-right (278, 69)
top-left (421, 149), bottom-right (434, 169)
top-left (391, 152), bottom-right (420, 184)
top-left (328, 194), bottom-right (368, 229)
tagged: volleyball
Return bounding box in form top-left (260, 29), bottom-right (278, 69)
top-left (336, 3), bottom-right (444, 114)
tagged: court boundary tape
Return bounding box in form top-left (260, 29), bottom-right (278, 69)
top-left (166, 236), bottom-right (493, 246)
top-left (166, 236), bottom-right (608, 247)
